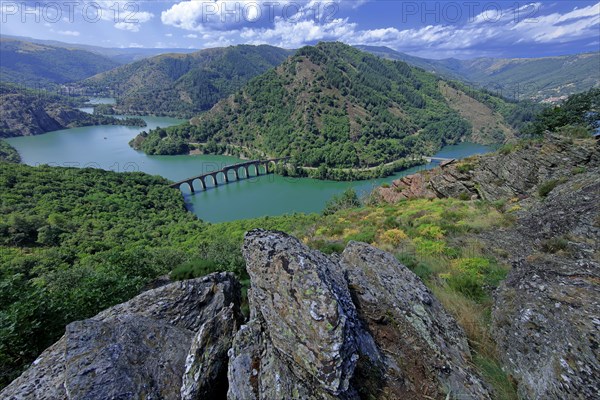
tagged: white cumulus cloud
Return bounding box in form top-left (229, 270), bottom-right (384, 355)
top-left (57, 30), bottom-right (80, 36)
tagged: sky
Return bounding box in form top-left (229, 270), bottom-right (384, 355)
top-left (1, 1), bottom-right (599, 59)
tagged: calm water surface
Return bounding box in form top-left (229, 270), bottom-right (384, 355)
top-left (7, 114), bottom-right (494, 222)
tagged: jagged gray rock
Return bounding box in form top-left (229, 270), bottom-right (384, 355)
top-left (229, 229), bottom-right (490, 399)
top-left (64, 316), bottom-right (191, 400)
top-left (1, 272), bottom-right (242, 400)
top-left (340, 242), bottom-right (491, 399)
top-left (377, 134), bottom-right (599, 203)
top-left (181, 304), bottom-right (241, 400)
top-left (491, 168), bottom-right (600, 399)
top-left (235, 229), bottom-right (379, 399)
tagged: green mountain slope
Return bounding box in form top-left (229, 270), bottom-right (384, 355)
top-left (82, 45), bottom-right (293, 117)
top-left (2, 34), bottom-right (198, 63)
top-left (357, 46), bottom-right (600, 102)
top-left (444, 53), bottom-right (600, 102)
top-left (0, 83), bottom-right (145, 138)
top-left (135, 42), bottom-right (517, 173)
top-left (0, 38), bottom-right (119, 88)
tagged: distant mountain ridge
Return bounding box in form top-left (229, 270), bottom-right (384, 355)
top-left (356, 45), bottom-right (600, 102)
top-left (0, 38), bottom-right (119, 89)
top-left (1, 35), bottom-right (198, 63)
top-left (82, 45), bottom-right (294, 117)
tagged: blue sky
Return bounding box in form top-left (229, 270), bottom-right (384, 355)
top-left (1, 1), bottom-right (599, 59)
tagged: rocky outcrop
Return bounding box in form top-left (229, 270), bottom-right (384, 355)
top-left (4, 232), bottom-right (489, 400)
top-left (491, 168), bottom-right (600, 400)
top-left (375, 134), bottom-right (600, 398)
top-left (377, 134), bottom-right (599, 203)
top-left (229, 229), bottom-right (490, 399)
top-left (1, 272), bottom-right (242, 400)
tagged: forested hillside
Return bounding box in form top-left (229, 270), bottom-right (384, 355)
top-left (82, 45), bottom-right (293, 117)
top-left (0, 38), bottom-right (118, 89)
top-left (0, 83), bottom-right (146, 137)
top-left (0, 165), bottom-right (201, 386)
top-left (358, 45), bottom-right (600, 102)
top-left (0, 141), bottom-right (20, 163)
top-left (133, 42), bottom-right (522, 172)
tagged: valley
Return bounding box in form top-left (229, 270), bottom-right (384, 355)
top-left (0, 84), bottom-right (146, 137)
top-left (1, 20), bottom-right (599, 400)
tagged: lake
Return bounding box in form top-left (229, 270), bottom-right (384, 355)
top-left (6, 115), bottom-right (494, 222)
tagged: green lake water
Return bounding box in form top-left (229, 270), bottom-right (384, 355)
top-left (6, 115), bottom-right (494, 222)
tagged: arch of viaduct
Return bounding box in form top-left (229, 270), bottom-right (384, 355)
top-left (169, 158), bottom-right (289, 193)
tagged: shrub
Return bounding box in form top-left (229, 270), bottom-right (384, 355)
top-left (445, 271), bottom-right (486, 301)
top-left (345, 229), bottom-right (376, 244)
top-left (322, 188), bottom-right (361, 215)
top-left (498, 143), bottom-right (516, 155)
top-left (383, 215), bottom-right (400, 229)
top-left (441, 257), bottom-right (508, 301)
top-left (456, 163), bottom-right (474, 173)
top-left (397, 253), bottom-right (433, 281)
top-left (416, 224), bottom-right (445, 240)
top-left (541, 237), bottom-right (569, 253)
top-left (538, 179), bottom-right (559, 197)
top-left (170, 258), bottom-right (220, 280)
top-left (458, 192), bottom-right (471, 201)
top-left (310, 240), bottom-right (345, 255)
top-left (382, 228), bottom-right (408, 246)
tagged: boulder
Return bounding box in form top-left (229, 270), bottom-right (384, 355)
top-left (340, 242), bottom-right (491, 399)
top-left (1, 272), bottom-right (242, 400)
top-left (234, 229), bottom-right (380, 399)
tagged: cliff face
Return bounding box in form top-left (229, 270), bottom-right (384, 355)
top-left (377, 133), bottom-right (600, 399)
top-left (2, 231), bottom-right (490, 400)
top-left (0, 93), bottom-right (83, 137)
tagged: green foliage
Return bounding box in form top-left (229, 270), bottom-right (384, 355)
top-left (170, 258), bottom-right (220, 280)
top-left (538, 179), bottom-right (559, 197)
top-left (323, 188), bottom-right (361, 216)
top-left (0, 140), bottom-right (20, 163)
top-left (524, 88), bottom-right (600, 136)
top-left (0, 163), bottom-right (206, 386)
top-left (308, 240), bottom-right (346, 255)
top-left (442, 258), bottom-right (508, 301)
